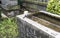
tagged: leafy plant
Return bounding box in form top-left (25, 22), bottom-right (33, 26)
top-left (46, 0), bottom-right (60, 15)
top-left (0, 18), bottom-right (18, 38)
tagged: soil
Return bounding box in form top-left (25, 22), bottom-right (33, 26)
top-left (27, 13), bottom-right (60, 32)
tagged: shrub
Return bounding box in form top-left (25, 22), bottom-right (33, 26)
top-left (0, 18), bottom-right (18, 38)
top-left (46, 0), bottom-right (60, 15)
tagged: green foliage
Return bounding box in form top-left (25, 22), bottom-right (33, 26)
top-left (46, 0), bottom-right (60, 15)
top-left (0, 18), bottom-right (18, 38)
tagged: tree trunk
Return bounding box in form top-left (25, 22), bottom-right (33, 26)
top-left (0, 8), bottom-right (1, 20)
